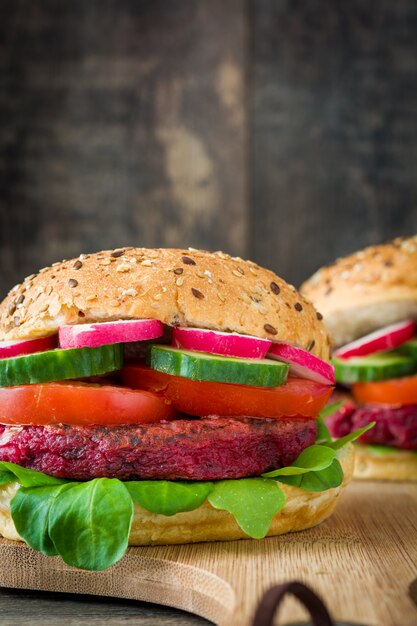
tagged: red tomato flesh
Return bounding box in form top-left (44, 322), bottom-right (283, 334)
top-left (0, 382), bottom-right (176, 426)
top-left (353, 374), bottom-right (417, 406)
top-left (121, 363), bottom-right (332, 418)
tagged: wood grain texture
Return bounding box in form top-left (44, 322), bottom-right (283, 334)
top-left (250, 0), bottom-right (417, 286)
top-left (0, 482), bottom-right (416, 626)
top-left (0, 0), bottom-right (248, 296)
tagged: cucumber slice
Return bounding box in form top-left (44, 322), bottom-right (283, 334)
top-left (397, 338), bottom-right (417, 360)
top-left (333, 352), bottom-right (417, 384)
top-left (147, 345), bottom-right (289, 387)
top-left (0, 344), bottom-right (123, 387)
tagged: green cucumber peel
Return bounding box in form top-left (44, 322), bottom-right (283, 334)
top-left (0, 415), bottom-right (364, 571)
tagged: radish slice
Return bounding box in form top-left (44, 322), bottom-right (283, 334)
top-left (334, 320), bottom-right (415, 359)
top-left (172, 327), bottom-right (272, 359)
top-left (267, 343), bottom-right (335, 385)
top-left (0, 335), bottom-right (57, 359)
top-left (59, 319), bottom-right (164, 349)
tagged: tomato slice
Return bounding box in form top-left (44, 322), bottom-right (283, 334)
top-left (353, 374), bottom-right (417, 406)
top-left (121, 364), bottom-right (332, 418)
top-left (0, 382), bottom-right (176, 426)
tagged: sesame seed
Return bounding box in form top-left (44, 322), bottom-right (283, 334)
top-left (13, 316), bottom-right (20, 327)
top-left (294, 302), bottom-right (303, 312)
top-left (116, 263), bottom-right (131, 273)
top-left (68, 279), bottom-right (78, 288)
top-left (176, 276), bottom-right (184, 286)
top-left (153, 293), bottom-right (162, 301)
top-left (270, 282), bottom-right (280, 295)
top-left (121, 289), bottom-right (138, 297)
top-left (86, 295), bottom-right (97, 302)
top-left (196, 271), bottom-right (206, 278)
top-left (101, 259), bottom-right (111, 266)
top-left (111, 250), bottom-right (124, 258)
top-left (182, 256), bottom-right (196, 265)
top-left (173, 268), bottom-right (183, 275)
top-left (7, 303), bottom-right (16, 315)
top-left (141, 260), bottom-right (154, 267)
top-left (217, 291), bottom-right (226, 302)
top-left (264, 323), bottom-right (277, 335)
top-left (307, 340), bottom-right (315, 351)
top-left (232, 270), bottom-right (243, 278)
top-left (109, 299), bottom-right (120, 307)
top-left (191, 288), bottom-right (204, 299)
top-left (316, 312), bottom-right (323, 321)
top-left (73, 260), bottom-right (83, 270)
top-left (17, 294), bottom-right (25, 305)
top-left (249, 267), bottom-right (258, 276)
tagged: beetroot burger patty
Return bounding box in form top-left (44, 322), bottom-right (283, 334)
top-left (326, 402), bottom-right (417, 450)
top-left (0, 416), bottom-right (317, 481)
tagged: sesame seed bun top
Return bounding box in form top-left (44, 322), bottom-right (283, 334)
top-left (301, 236), bottom-right (417, 347)
top-left (0, 247), bottom-right (330, 360)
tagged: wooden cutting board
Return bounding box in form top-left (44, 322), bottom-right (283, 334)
top-left (0, 481), bottom-right (416, 626)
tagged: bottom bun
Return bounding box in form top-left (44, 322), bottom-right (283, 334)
top-left (0, 448), bottom-right (354, 546)
top-left (354, 445), bottom-right (417, 481)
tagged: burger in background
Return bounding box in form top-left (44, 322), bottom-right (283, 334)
top-left (301, 236), bottom-right (417, 481)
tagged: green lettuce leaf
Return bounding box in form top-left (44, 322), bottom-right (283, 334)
top-left (315, 402), bottom-right (342, 444)
top-left (328, 422), bottom-right (375, 451)
top-left (262, 445), bottom-right (336, 478)
top-left (126, 480), bottom-right (213, 516)
top-left (0, 470), bottom-right (15, 487)
top-left (48, 478), bottom-right (134, 571)
top-left (11, 484), bottom-right (74, 556)
top-left (207, 478), bottom-right (285, 538)
top-left (0, 461), bottom-right (65, 487)
top-left (276, 459), bottom-right (344, 491)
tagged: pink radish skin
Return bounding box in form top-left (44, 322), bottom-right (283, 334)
top-left (267, 343), bottom-right (335, 385)
top-left (0, 335), bottom-right (57, 359)
top-left (334, 320), bottom-right (415, 359)
top-left (59, 319), bottom-right (164, 349)
top-left (172, 327), bottom-right (272, 359)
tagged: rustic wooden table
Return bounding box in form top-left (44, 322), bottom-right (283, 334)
top-left (0, 587), bottom-right (209, 625)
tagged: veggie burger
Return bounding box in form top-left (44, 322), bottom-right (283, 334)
top-left (302, 236), bottom-right (417, 481)
top-left (0, 248), bottom-right (359, 571)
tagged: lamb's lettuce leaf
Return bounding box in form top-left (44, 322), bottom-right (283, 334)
top-left (126, 480), bottom-right (213, 516)
top-left (0, 461), bottom-right (65, 487)
top-left (208, 478), bottom-right (285, 538)
top-left (276, 458), bottom-right (344, 491)
top-left (262, 445), bottom-right (336, 478)
top-left (327, 422), bottom-right (375, 450)
top-left (11, 484), bottom-right (72, 556)
top-left (48, 479), bottom-right (134, 571)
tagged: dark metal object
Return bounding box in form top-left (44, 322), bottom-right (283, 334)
top-left (252, 581), bottom-right (371, 626)
top-left (252, 581), bottom-right (334, 626)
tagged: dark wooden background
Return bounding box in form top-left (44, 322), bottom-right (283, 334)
top-left (1, 0), bottom-right (417, 297)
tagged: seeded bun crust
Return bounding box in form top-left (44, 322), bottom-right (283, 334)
top-left (0, 447), bottom-right (353, 545)
top-left (0, 248), bottom-right (329, 359)
top-left (301, 236), bottom-right (417, 347)
top-left (354, 445), bottom-right (417, 481)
